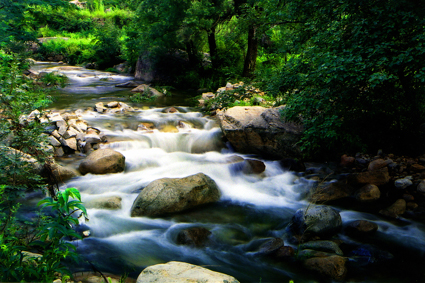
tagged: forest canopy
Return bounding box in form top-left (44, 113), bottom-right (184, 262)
top-left (1, 0), bottom-right (424, 157)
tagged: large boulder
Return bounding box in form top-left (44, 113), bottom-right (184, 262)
top-left (287, 205), bottom-right (342, 239)
top-left (78, 149), bottom-right (125, 175)
top-left (216, 106), bottom-right (302, 159)
top-left (131, 173), bottom-right (220, 217)
top-left (136, 261), bottom-right (240, 283)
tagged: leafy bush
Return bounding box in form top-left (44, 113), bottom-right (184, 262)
top-left (0, 52), bottom-right (87, 281)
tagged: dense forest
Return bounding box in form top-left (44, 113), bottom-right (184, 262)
top-left (2, 0), bottom-right (425, 156)
top-left (1, 0), bottom-right (425, 281)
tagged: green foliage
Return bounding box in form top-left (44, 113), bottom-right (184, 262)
top-left (39, 72), bottom-right (68, 87)
top-left (92, 20), bottom-right (123, 69)
top-left (37, 36), bottom-right (96, 64)
top-left (0, 53), bottom-right (87, 282)
top-left (129, 87), bottom-right (156, 103)
top-left (268, 0), bottom-right (425, 158)
top-left (0, 187), bottom-right (87, 282)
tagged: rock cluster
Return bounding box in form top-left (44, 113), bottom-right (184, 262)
top-left (306, 153), bottom-right (425, 221)
top-left (94, 101), bottom-right (135, 114)
top-left (25, 110), bottom-right (106, 157)
top-left (199, 82), bottom-right (270, 111)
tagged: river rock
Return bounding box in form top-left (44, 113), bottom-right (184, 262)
top-left (131, 173), bottom-right (220, 217)
top-left (176, 227), bottom-right (212, 247)
top-left (287, 205), bottom-right (342, 239)
top-left (131, 84), bottom-right (163, 97)
top-left (257, 238), bottom-right (284, 255)
top-left (95, 102), bottom-right (107, 113)
top-left (50, 163), bottom-right (80, 183)
top-left (345, 220), bottom-right (379, 237)
top-left (49, 136), bottom-right (61, 147)
top-left (417, 180), bottom-right (425, 193)
top-left (368, 159), bottom-right (392, 171)
top-left (136, 261), bottom-right (240, 283)
top-left (355, 184), bottom-right (381, 202)
top-left (349, 167), bottom-right (390, 186)
top-left (78, 149), bottom-right (125, 175)
top-left (216, 106), bottom-right (303, 159)
top-left (394, 178), bottom-right (413, 189)
top-left (229, 159), bottom-right (266, 175)
top-left (303, 255), bottom-right (347, 281)
top-left (85, 196), bottom-right (122, 210)
top-left (275, 246), bottom-right (295, 259)
top-left (61, 137), bottom-right (78, 151)
top-left (340, 154), bottom-right (355, 167)
top-left (379, 199), bottom-right (406, 218)
top-left (310, 180), bottom-right (353, 203)
top-left (299, 240), bottom-right (343, 256)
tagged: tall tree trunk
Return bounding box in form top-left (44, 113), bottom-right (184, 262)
top-left (185, 40), bottom-right (200, 69)
top-left (242, 25), bottom-right (258, 78)
top-left (207, 27), bottom-right (218, 70)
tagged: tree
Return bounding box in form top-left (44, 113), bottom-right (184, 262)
top-left (272, 0), bottom-right (425, 157)
top-left (0, 0), bottom-right (67, 46)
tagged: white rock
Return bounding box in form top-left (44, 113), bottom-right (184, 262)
top-left (49, 136), bottom-right (61, 147)
top-left (136, 261), bottom-right (240, 283)
top-left (394, 178), bottom-right (413, 189)
top-left (58, 125), bottom-right (67, 136)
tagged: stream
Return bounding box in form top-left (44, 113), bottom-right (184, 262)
top-left (32, 63), bottom-right (425, 282)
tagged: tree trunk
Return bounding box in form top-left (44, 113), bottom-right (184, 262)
top-left (242, 25), bottom-right (258, 78)
top-left (207, 27), bottom-right (218, 70)
top-left (185, 40), bottom-right (200, 69)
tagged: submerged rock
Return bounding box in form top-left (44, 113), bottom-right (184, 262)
top-left (177, 227), bottom-right (212, 247)
top-left (299, 240), bottom-right (343, 256)
top-left (85, 196), bottom-right (122, 210)
top-left (130, 173), bottom-right (220, 217)
top-left (345, 220), bottom-right (379, 237)
top-left (136, 261), bottom-right (240, 283)
top-left (379, 199), bottom-right (406, 218)
top-left (287, 205), bottom-right (342, 239)
top-left (303, 255), bottom-right (347, 281)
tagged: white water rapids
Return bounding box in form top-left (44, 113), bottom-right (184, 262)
top-left (30, 63), bottom-right (425, 282)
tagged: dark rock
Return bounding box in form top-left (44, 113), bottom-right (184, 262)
top-left (275, 246), bottom-right (295, 259)
top-left (287, 205), bottom-right (342, 239)
top-left (258, 238), bottom-right (284, 255)
top-left (299, 240), bottom-right (343, 256)
top-left (340, 154), bottom-right (355, 167)
top-left (279, 158), bottom-right (306, 172)
top-left (345, 220), bottom-right (378, 237)
top-left (349, 168), bottom-right (390, 186)
top-left (177, 227), bottom-right (212, 247)
top-left (303, 255), bottom-right (347, 281)
top-left (310, 180), bottom-right (353, 203)
top-left (379, 199), bottom-right (406, 218)
top-left (355, 184), bottom-right (381, 202)
top-left (368, 159), bottom-right (392, 171)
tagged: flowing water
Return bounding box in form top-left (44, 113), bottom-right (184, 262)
top-left (32, 63), bottom-right (425, 282)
